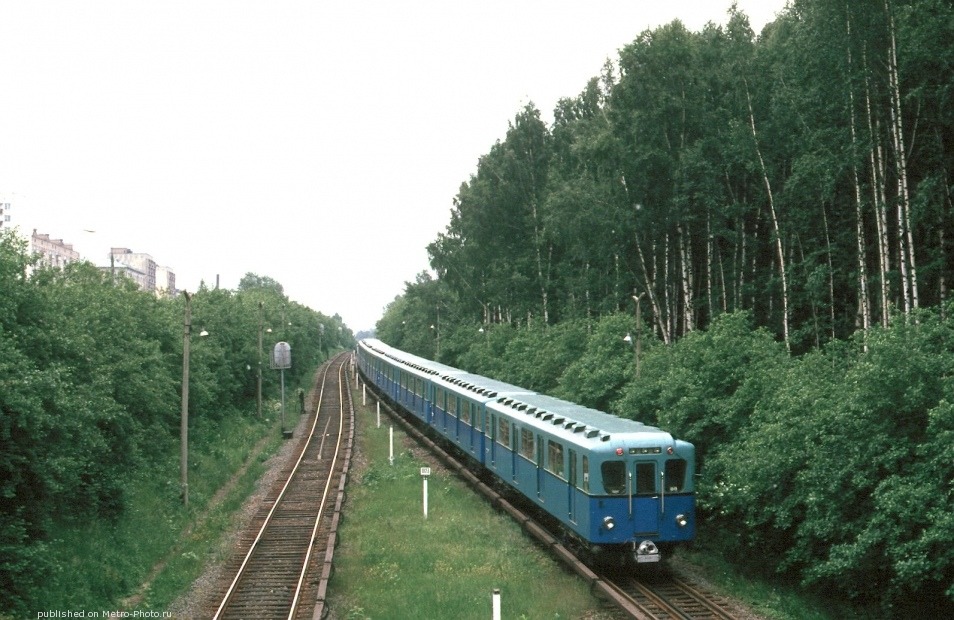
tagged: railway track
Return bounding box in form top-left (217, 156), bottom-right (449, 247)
top-left (358, 374), bottom-right (754, 620)
top-left (601, 570), bottom-right (740, 619)
top-left (207, 351), bottom-right (354, 620)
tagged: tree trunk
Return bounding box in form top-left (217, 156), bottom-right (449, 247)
top-left (745, 80), bottom-right (791, 350)
top-left (678, 223), bottom-right (695, 333)
top-left (635, 233), bottom-right (671, 344)
top-left (846, 6), bottom-right (872, 334)
top-left (884, 0), bottom-right (919, 314)
top-left (864, 46), bottom-right (892, 326)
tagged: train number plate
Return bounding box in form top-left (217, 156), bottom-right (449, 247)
top-left (636, 555), bottom-right (661, 563)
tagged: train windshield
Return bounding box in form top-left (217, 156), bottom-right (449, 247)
top-left (664, 458), bottom-right (687, 491)
top-left (601, 461), bottom-right (626, 494)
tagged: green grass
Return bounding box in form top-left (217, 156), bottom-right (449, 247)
top-left (327, 396), bottom-right (610, 620)
top-left (36, 409), bottom-right (287, 615)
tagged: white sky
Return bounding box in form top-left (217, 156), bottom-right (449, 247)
top-left (1, 0), bottom-right (787, 332)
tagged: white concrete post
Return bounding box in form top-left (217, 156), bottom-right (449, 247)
top-left (389, 426), bottom-right (394, 466)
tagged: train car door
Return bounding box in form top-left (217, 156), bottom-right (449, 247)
top-left (468, 402), bottom-right (478, 456)
top-left (489, 414), bottom-right (497, 468)
top-left (536, 435), bottom-right (544, 499)
top-left (632, 461), bottom-right (660, 535)
top-left (568, 449), bottom-right (577, 523)
top-left (478, 404), bottom-right (494, 465)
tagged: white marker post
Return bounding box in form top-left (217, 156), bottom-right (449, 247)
top-left (421, 467), bottom-right (431, 519)
top-left (389, 426), bottom-right (394, 466)
top-left (492, 588), bottom-right (501, 620)
top-left (376, 401), bottom-right (381, 428)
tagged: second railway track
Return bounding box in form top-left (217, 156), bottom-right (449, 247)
top-left (207, 351), bottom-right (354, 620)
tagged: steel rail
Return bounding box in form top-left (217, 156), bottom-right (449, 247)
top-left (286, 359), bottom-right (348, 618)
top-left (212, 354), bottom-right (346, 620)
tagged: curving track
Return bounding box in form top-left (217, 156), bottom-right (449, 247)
top-left (208, 351), bottom-right (354, 620)
top-left (601, 571), bottom-right (740, 619)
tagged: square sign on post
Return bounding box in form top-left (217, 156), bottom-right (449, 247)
top-left (271, 342), bottom-right (293, 438)
top-left (271, 342), bottom-right (292, 369)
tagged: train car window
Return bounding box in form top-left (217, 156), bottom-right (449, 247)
top-left (461, 400), bottom-right (471, 423)
top-left (547, 440), bottom-right (564, 478)
top-left (497, 418), bottom-right (511, 447)
top-left (635, 462), bottom-right (656, 494)
top-left (582, 456), bottom-right (590, 492)
top-left (601, 461), bottom-right (626, 495)
top-left (664, 459), bottom-right (687, 492)
top-left (519, 428), bottom-right (534, 459)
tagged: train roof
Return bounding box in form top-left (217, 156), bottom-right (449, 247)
top-left (487, 390), bottom-right (670, 448)
top-left (360, 338), bottom-right (460, 376)
top-left (507, 392), bottom-right (661, 435)
top-left (361, 338), bottom-right (669, 445)
top-left (361, 338), bottom-right (526, 395)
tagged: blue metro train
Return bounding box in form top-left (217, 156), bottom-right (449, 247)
top-left (356, 338), bottom-right (695, 565)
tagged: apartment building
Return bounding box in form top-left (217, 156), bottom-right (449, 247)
top-left (109, 247), bottom-right (157, 292)
top-left (31, 229), bottom-right (81, 268)
top-left (0, 193), bottom-right (15, 229)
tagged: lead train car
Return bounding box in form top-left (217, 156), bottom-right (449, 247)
top-left (356, 338), bottom-right (695, 565)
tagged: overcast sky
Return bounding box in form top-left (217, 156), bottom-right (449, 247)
top-left (1, 0), bottom-right (787, 332)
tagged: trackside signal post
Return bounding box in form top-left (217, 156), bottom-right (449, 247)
top-left (421, 467), bottom-right (431, 518)
top-left (271, 341), bottom-right (292, 439)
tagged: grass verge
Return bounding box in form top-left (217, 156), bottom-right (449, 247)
top-left (327, 392), bottom-right (614, 620)
top-left (35, 408), bottom-right (287, 616)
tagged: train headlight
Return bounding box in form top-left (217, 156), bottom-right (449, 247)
top-left (603, 516), bottom-right (616, 531)
top-left (676, 514), bottom-right (688, 528)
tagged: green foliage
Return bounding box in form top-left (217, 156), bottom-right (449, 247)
top-left (556, 313), bottom-right (639, 411)
top-left (617, 312), bottom-right (788, 465)
top-left (705, 307), bottom-right (954, 613)
top-left (453, 321), bottom-right (588, 394)
top-left (0, 231), bottom-right (353, 615)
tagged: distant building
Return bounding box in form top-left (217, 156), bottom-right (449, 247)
top-left (0, 193), bottom-right (15, 229)
top-left (110, 247), bottom-right (157, 292)
top-left (31, 229), bottom-right (81, 268)
top-left (155, 264), bottom-right (176, 298)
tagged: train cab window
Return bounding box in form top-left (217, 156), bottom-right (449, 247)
top-left (664, 459), bottom-right (687, 492)
top-left (497, 418), bottom-right (511, 447)
top-left (547, 440), bottom-right (564, 478)
top-left (635, 462), bottom-right (656, 494)
top-left (519, 428), bottom-right (534, 459)
top-left (601, 461), bottom-right (626, 495)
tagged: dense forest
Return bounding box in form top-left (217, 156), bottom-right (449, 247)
top-left (376, 0), bottom-right (953, 615)
top-left (0, 230), bottom-right (353, 614)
